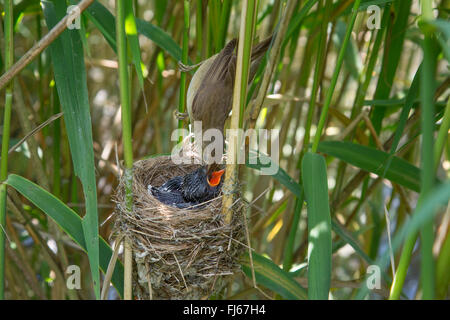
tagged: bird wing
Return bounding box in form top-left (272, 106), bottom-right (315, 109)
top-left (191, 80), bottom-right (233, 132)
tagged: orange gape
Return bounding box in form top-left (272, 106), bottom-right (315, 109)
top-left (207, 169), bottom-right (225, 187)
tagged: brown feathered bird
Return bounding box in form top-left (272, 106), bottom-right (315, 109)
top-left (186, 36), bottom-right (273, 171)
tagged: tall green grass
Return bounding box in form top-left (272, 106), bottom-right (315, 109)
top-left (418, 0), bottom-right (438, 299)
top-left (115, 0), bottom-right (135, 300)
top-left (222, 0), bottom-right (257, 223)
top-left (178, 0), bottom-right (190, 140)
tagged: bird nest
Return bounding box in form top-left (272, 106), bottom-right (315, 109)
top-left (112, 156), bottom-right (246, 300)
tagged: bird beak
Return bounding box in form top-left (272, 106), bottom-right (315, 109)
top-left (207, 169), bottom-right (225, 187)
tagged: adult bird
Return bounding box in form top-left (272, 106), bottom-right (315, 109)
top-left (186, 36), bottom-right (273, 162)
top-left (148, 164), bottom-right (225, 209)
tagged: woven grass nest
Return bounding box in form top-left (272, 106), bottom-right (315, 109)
top-left (112, 156), bottom-right (246, 300)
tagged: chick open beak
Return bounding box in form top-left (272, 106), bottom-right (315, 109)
top-left (207, 169), bottom-right (225, 187)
